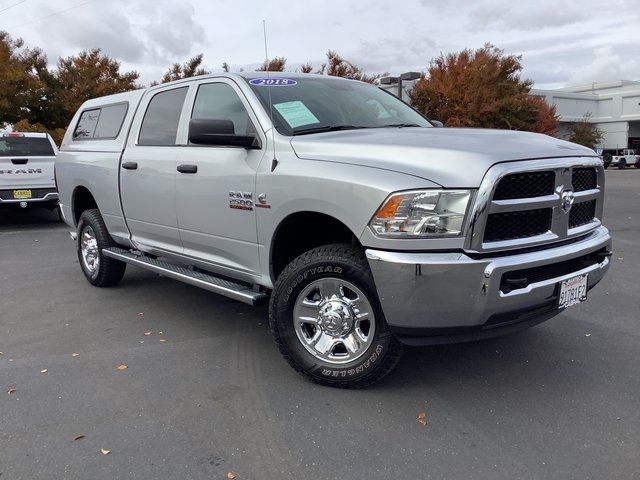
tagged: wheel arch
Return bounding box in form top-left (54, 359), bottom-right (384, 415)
top-left (71, 185), bottom-right (99, 225)
top-left (269, 211), bottom-right (363, 282)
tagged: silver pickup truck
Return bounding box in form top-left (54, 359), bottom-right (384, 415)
top-left (56, 73), bottom-right (612, 388)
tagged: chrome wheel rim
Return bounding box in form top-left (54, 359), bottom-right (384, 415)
top-left (293, 277), bottom-right (375, 365)
top-left (80, 226), bottom-right (99, 274)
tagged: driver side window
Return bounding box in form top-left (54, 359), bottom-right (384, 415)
top-left (191, 83), bottom-right (255, 137)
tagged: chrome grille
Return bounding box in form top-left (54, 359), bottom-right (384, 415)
top-left (572, 168), bottom-right (597, 192)
top-left (493, 171), bottom-right (555, 200)
top-left (484, 208), bottom-right (552, 242)
top-left (569, 200), bottom-right (596, 228)
top-left (468, 158), bottom-right (604, 252)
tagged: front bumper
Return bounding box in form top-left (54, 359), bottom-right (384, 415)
top-left (366, 226), bottom-right (612, 345)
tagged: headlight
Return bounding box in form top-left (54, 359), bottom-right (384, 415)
top-left (369, 190), bottom-right (472, 237)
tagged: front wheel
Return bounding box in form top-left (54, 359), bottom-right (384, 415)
top-left (618, 159), bottom-right (627, 170)
top-left (76, 209), bottom-right (126, 287)
top-left (269, 244), bottom-right (403, 388)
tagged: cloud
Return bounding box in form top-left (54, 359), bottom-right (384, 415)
top-left (568, 45), bottom-right (640, 86)
top-left (469, 0), bottom-right (589, 31)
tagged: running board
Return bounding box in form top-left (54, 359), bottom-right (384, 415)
top-left (102, 247), bottom-right (267, 306)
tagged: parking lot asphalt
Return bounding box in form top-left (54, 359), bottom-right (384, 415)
top-left (1, 170), bottom-right (639, 480)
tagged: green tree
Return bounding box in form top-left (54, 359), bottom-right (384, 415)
top-left (566, 113), bottom-right (604, 149)
top-left (155, 53), bottom-right (208, 84)
top-left (221, 61), bottom-right (230, 72)
top-left (410, 44), bottom-right (558, 134)
top-left (256, 56), bottom-right (286, 72)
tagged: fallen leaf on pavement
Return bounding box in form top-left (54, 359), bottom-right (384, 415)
top-left (7, 386), bottom-right (16, 394)
top-left (74, 435), bottom-right (85, 441)
top-left (417, 412), bottom-right (427, 426)
top-left (159, 339), bottom-right (167, 343)
top-left (71, 353), bottom-right (80, 357)
top-left (158, 331), bottom-right (163, 335)
top-left (138, 312), bottom-right (144, 316)
top-left (585, 333), bottom-right (592, 337)
top-left (227, 472), bottom-right (237, 479)
top-left (40, 369), bottom-right (48, 374)
top-left (100, 448), bottom-right (111, 455)
top-left (144, 332), bottom-right (151, 336)
top-left (116, 364), bottom-right (128, 371)
top-left (0, 352), bottom-right (3, 355)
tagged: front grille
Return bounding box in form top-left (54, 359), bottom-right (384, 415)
top-left (493, 171), bottom-right (555, 200)
top-left (572, 168), bottom-right (597, 192)
top-left (0, 188), bottom-right (56, 200)
top-left (472, 160), bottom-right (603, 250)
top-left (484, 208), bottom-right (552, 243)
top-left (569, 200), bottom-right (596, 228)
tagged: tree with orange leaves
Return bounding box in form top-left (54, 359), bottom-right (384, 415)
top-left (410, 44), bottom-right (558, 135)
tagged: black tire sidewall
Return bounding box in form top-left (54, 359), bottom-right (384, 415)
top-left (270, 246), bottom-right (398, 385)
top-left (77, 215), bottom-right (101, 283)
top-left (76, 209), bottom-right (125, 286)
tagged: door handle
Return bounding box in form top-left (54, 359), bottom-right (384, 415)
top-left (122, 162), bottom-right (138, 170)
top-left (177, 164), bottom-right (198, 174)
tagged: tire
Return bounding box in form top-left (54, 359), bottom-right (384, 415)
top-left (76, 209), bottom-right (126, 287)
top-left (603, 153), bottom-right (612, 169)
top-left (618, 159), bottom-right (626, 170)
top-left (269, 243), bottom-right (403, 388)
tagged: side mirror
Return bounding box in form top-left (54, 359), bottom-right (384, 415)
top-left (430, 120), bottom-right (444, 128)
top-left (188, 118), bottom-right (260, 149)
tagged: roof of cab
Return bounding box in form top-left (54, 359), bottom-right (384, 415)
top-left (78, 88), bottom-right (146, 110)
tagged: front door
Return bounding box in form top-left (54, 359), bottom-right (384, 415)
top-left (175, 79), bottom-right (265, 277)
top-left (120, 86), bottom-right (190, 253)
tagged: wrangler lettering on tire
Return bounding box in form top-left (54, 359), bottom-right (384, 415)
top-left (269, 244), bottom-right (403, 389)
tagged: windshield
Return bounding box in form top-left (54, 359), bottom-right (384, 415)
top-left (246, 76), bottom-right (432, 135)
top-left (0, 136), bottom-right (55, 157)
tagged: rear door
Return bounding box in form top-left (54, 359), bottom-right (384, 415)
top-left (0, 133), bottom-right (57, 200)
top-left (119, 85), bottom-right (191, 253)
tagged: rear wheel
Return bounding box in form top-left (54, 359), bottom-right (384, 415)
top-left (269, 244), bottom-right (403, 388)
top-left (76, 209), bottom-right (126, 287)
top-left (618, 159), bottom-right (627, 170)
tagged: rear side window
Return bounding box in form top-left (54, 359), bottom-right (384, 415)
top-left (73, 103), bottom-right (128, 140)
top-left (138, 87), bottom-right (188, 146)
top-left (0, 136), bottom-right (55, 157)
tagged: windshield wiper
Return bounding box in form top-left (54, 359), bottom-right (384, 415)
top-left (292, 125), bottom-right (370, 136)
top-left (379, 123), bottom-right (423, 128)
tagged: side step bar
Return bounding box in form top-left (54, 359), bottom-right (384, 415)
top-left (102, 247), bottom-right (268, 306)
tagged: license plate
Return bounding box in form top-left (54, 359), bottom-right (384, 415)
top-left (558, 274), bottom-right (588, 309)
top-left (13, 189), bottom-right (32, 199)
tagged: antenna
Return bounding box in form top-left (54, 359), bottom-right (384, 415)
top-left (263, 19), bottom-right (278, 171)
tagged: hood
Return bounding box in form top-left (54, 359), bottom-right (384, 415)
top-left (290, 127), bottom-right (596, 187)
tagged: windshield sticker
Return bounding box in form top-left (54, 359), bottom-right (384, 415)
top-left (273, 101), bottom-right (320, 128)
top-left (249, 78), bottom-right (297, 87)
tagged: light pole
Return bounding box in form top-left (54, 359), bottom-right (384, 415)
top-left (379, 72), bottom-right (421, 100)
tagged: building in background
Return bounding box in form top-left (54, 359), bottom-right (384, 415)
top-left (531, 81), bottom-right (640, 153)
top-left (379, 76), bottom-right (640, 153)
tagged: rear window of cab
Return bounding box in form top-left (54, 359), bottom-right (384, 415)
top-left (0, 135), bottom-right (55, 157)
top-left (73, 102), bottom-right (128, 140)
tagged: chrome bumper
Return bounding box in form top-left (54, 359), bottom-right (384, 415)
top-left (366, 226), bottom-right (611, 338)
top-left (0, 192), bottom-right (58, 203)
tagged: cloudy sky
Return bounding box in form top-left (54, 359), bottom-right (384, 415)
top-left (1, 0), bottom-right (639, 88)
